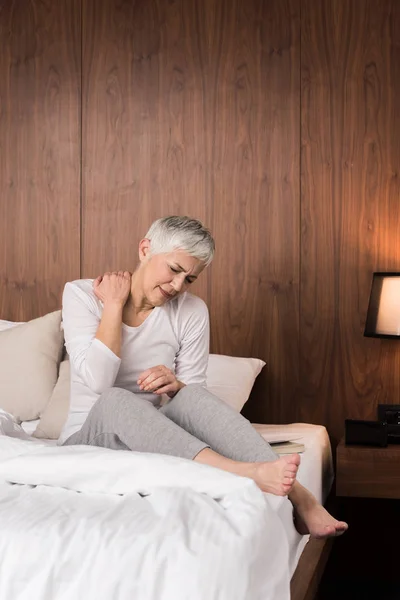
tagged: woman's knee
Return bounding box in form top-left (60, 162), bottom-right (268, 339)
top-left (96, 387), bottom-right (153, 416)
top-left (175, 384), bottom-right (222, 406)
top-left (167, 383), bottom-right (244, 422)
top-left (162, 384), bottom-right (218, 419)
top-left (97, 387), bottom-right (132, 407)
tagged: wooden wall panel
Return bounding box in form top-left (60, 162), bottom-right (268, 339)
top-left (81, 0), bottom-right (211, 302)
top-left (0, 0), bottom-right (81, 320)
top-left (205, 0), bottom-right (301, 425)
top-left (301, 0), bottom-right (400, 443)
top-left (82, 0), bottom-right (301, 425)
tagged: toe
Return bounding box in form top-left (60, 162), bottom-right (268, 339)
top-left (281, 483), bottom-right (293, 495)
top-left (316, 525), bottom-right (337, 539)
top-left (283, 453), bottom-right (301, 466)
top-left (283, 476), bottom-right (295, 484)
top-left (335, 529), bottom-right (346, 537)
top-left (285, 464), bottom-right (299, 475)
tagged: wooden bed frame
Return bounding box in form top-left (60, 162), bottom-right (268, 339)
top-left (289, 495), bottom-right (336, 600)
top-left (290, 536), bottom-right (333, 600)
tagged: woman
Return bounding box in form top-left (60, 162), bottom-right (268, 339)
top-left (60, 215), bottom-right (347, 539)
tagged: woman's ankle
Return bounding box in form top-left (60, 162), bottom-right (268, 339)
top-left (289, 481), bottom-right (317, 508)
top-left (194, 448), bottom-right (257, 479)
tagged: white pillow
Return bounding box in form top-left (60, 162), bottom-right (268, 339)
top-left (206, 354), bottom-right (265, 412)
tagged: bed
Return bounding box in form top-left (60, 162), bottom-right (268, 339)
top-left (0, 413), bottom-right (334, 600)
top-left (0, 313), bottom-right (335, 599)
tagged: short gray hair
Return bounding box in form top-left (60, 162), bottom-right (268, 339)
top-left (145, 216), bottom-right (215, 266)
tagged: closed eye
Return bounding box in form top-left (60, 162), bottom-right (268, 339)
top-left (169, 265), bottom-right (196, 284)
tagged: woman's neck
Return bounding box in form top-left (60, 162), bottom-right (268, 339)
top-left (124, 270), bottom-right (154, 316)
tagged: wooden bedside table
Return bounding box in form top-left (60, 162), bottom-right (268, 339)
top-left (336, 437), bottom-right (400, 499)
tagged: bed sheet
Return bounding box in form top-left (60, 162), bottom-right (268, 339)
top-left (0, 411), bottom-right (291, 600)
top-left (252, 422), bottom-right (334, 577)
top-left (20, 419), bottom-right (40, 436)
top-left (11, 416), bottom-right (333, 588)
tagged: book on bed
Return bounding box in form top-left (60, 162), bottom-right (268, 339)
top-left (270, 441), bottom-right (305, 454)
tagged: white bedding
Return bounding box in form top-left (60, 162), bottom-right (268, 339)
top-left (0, 410), bottom-right (291, 600)
top-left (0, 413), bottom-right (333, 599)
top-left (20, 419), bottom-right (40, 436)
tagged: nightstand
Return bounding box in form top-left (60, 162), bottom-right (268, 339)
top-left (320, 440), bottom-right (400, 597)
top-left (336, 437), bottom-right (400, 499)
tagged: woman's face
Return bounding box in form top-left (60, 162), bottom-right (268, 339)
top-left (140, 247), bottom-right (206, 307)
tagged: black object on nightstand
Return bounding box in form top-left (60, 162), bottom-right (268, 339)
top-left (378, 404), bottom-right (400, 443)
top-left (344, 419), bottom-right (388, 447)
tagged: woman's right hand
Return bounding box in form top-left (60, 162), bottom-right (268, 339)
top-left (93, 271), bottom-right (132, 306)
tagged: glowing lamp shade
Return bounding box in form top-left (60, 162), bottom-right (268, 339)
top-left (364, 273), bottom-right (400, 339)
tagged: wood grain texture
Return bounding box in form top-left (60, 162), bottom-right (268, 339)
top-left (0, 0), bottom-right (81, 320)
top-left (81, 0), bottom-right (300, 426)
top-left (300, 0), bottom-right (400, 443)
top-left (336, 438), bottom-right (400, 499)
top-left (81, 0), bottom-right (211, 303)
top-left (205, 0), bottom-right (301, 425)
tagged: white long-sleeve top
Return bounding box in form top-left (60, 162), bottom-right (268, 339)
top-left (58, 279), bottom-right (210, 444)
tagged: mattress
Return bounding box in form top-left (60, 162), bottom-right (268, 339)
top-left (252, 422), bottom-right (334, 577)
top-left (18, 418), bottom-right (333, 580)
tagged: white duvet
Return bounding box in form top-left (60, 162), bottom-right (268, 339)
top-left (0, 412), bottom-right (290, 600)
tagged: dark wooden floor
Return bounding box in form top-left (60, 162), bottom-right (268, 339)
top-left (318, 497), bottom-right (400, 600)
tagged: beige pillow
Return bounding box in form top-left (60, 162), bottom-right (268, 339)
top-left (34, 354), bottom-right (70, 439)
top-left (0, 311), bottom-right (63, 422)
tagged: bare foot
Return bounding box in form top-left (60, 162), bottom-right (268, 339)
top-left (292, 493), bottom-right (348, 539)
top-left (253, 454), bottom-right (301, 496)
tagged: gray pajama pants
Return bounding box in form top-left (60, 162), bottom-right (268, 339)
top-left (63, 384), bottom-right (278, 463)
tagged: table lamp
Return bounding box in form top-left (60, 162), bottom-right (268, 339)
top-left (364, 272), bottom-right (400, 441)
top-left (364, 272), bottom-right (400, 339)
